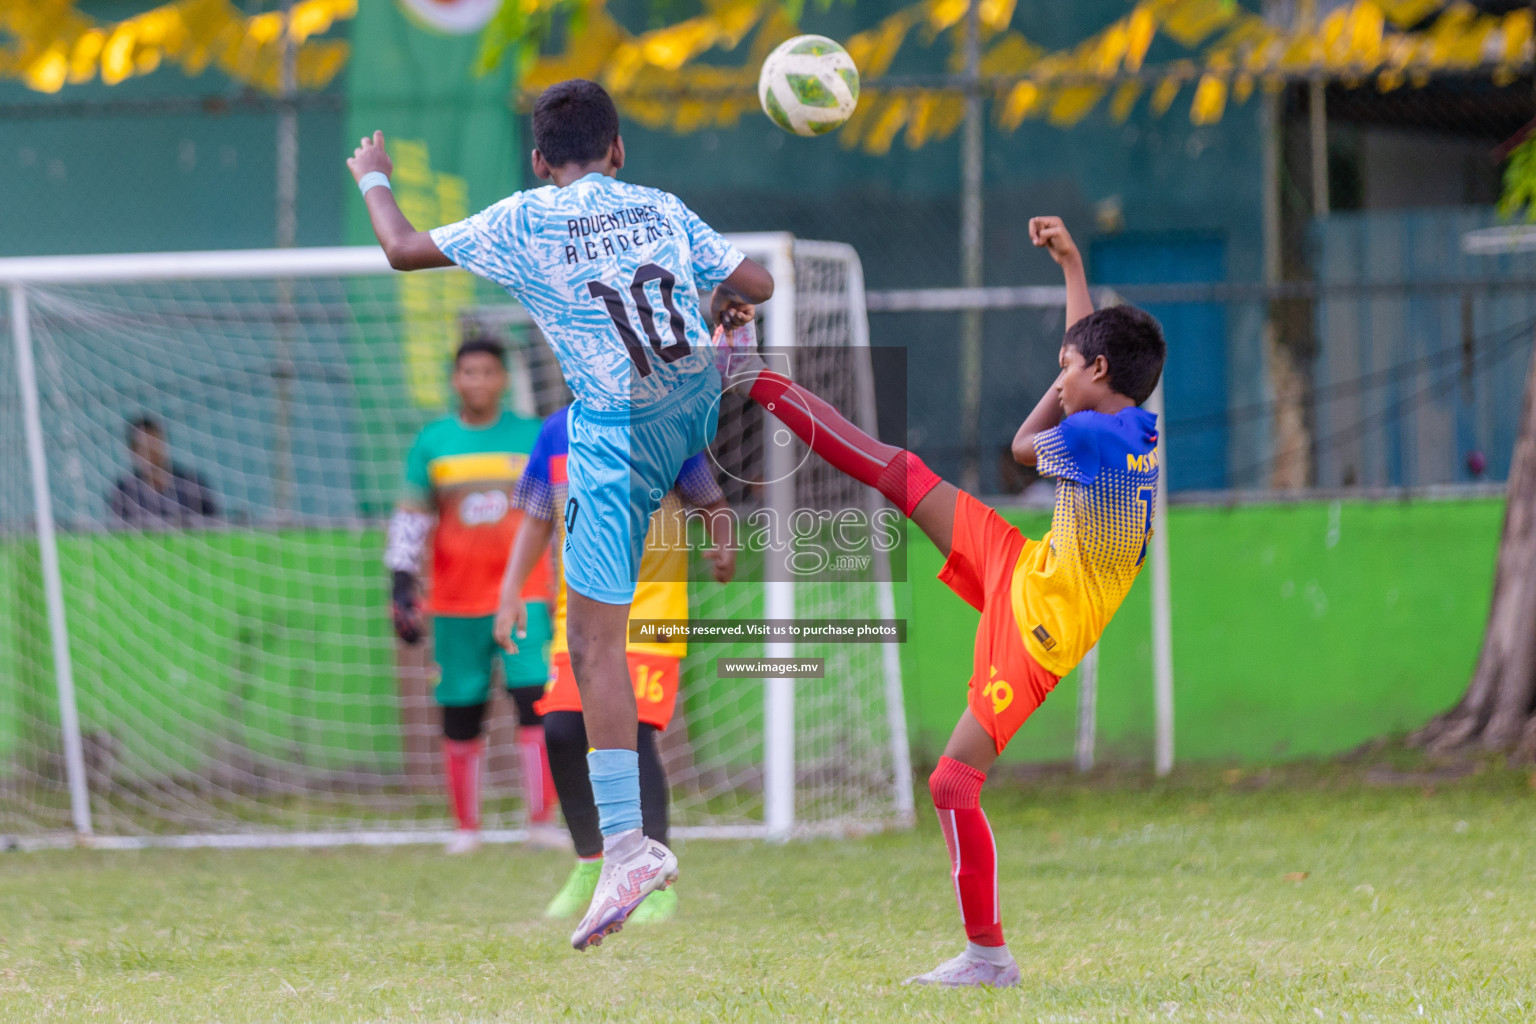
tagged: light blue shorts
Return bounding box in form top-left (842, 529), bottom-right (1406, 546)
top-left (562, 367), bottom-right (721, 605)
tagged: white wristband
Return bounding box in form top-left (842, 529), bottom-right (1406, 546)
top-left (358, 171), bottom-right (392, 196)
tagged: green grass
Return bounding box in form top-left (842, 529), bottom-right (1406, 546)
top-left (3, 762), bottom-right (1535, 1023)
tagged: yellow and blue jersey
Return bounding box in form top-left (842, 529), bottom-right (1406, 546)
top-left (1015, 407), bottom-right (1160, 676)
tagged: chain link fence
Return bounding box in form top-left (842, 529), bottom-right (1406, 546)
top-left (656, 69), bottom-right (1536, 497)
top-left (3, 56), bottom-right (1532, 497)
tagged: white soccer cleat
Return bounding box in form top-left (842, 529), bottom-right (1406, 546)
top-left (525, 822), bottom-right (572, 852)
top-left (443, 830), bottom-right (482, 855)
top-left (903, 950), bottom-right (1022, 988)
top-left (569, 836), bottom-right (678, 951)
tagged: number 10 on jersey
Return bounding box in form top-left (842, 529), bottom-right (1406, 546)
top-left (588, 262), bottom-right (693, 378)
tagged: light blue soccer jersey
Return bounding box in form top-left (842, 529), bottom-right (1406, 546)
top-left (430, 173), bottom-right (746, 414)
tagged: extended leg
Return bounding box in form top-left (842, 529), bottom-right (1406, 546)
top-left (566, 590), bottom-right (678, 949)
top-left (566, 590), bottom-right (637, 751)
top-left (543, 713), bottom-right (671, 856)
top-left (544, 713), bottom-right (678, 922)
top-left (906, 711), bottom-right (1020, 988)
top-left (627, 722), bottom-right (679, 924)
top-left (565, 590), bottom-right (644, 851)
top-left (747, 370), bottom-right (959, 556)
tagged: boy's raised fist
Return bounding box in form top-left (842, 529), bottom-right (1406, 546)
top-left (1028, 216), bottom-right (1080, 266)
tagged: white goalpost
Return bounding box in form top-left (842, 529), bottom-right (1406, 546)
top-left (0, 236), bottom-right (914, 849)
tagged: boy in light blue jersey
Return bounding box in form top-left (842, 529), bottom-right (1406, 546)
top-left (348, 79), bottom-right (774, 951)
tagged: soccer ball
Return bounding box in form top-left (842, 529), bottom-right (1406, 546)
top-left (396, 0), bottom-right (503, 34)
top-left (758, 35), bottom-right (860, 137)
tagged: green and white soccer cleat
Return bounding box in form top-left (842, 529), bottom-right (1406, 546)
top-left (627, 885), bottom-right (678, 924)
top-left (544, 859), bottom-right (603, 920)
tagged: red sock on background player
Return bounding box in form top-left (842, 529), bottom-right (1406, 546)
top-left (518, 725), bottom-right (558, 825)
top-left (929, 756), bottom-right (1007, 950)
top-left (443, 737), bottom-right (483, 833)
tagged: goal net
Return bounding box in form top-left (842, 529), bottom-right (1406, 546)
top-left (0, 236), bottom-right (913, 849)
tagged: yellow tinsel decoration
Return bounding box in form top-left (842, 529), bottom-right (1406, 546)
top-left (1, 0), bottom-right (355, 94)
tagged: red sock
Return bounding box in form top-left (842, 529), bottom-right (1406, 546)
top-left (748, 370), bottom-right (940, 516)
top-left (929, 756), bottom-right (1004, 947)
top-left (443, 737), bottom-right (483, 832)
top-left (518, 725), bottom-right (558, 825)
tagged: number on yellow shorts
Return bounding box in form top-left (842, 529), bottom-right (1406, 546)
top-left (982, 666), bottom-right (1014, 716)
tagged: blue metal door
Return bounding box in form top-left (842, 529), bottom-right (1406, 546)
top-left (1091, 235), bottom-right (1228, 491)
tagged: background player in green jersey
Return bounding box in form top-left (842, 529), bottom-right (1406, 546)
top-left (384, 336), bottom-right (560, 854)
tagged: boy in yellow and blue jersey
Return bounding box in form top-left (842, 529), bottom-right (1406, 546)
top-left (743, 217), bottom-right (1166, 988)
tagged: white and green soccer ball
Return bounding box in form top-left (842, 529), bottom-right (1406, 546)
top-left (757, 35), bottom-right (860, 137)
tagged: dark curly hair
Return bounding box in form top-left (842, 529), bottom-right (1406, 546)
top-left (1064, 304), bottom-right (1166, 404)
top-left (455, 335), bottom-right (506, 368)
top-left (532, 79), bottom-right (620, 168)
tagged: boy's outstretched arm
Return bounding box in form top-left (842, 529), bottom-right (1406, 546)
top-left (711, 258), bottom-right (774, 329)
top-left (1011, 216), bottom-right (1089, 465)
top-left (347, 131), bottom-right (454, 271)
top-left (1029, 216), bottom-right (1092, 331)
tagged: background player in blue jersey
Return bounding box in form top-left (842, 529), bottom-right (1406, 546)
top-left (348, 79), bottom-right (773, 950)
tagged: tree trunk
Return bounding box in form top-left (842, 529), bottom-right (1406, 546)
top-left (1268, 312), bottom-right (1315, 490)
top-left (1411, 331), bottom-right (1536, 758)
top-left (1267, 85), bottom-right (1322, 491)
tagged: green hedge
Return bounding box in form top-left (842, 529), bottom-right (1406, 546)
top-left (898, 498), bottom-right (1500, 764)
top-left (1, 529), bottom-right (398, 777)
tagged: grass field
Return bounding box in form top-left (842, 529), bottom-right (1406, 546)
top-left (3, 759), bottom-right (1535, 1023)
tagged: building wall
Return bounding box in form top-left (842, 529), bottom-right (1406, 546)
top-left (1314, 206), bottom-right (1536, 488)
top-left (1, 0), bottom-right (1271, 497)
top-left (0, 72), bottom-right (344, 257)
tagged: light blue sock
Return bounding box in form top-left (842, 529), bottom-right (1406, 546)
top-left (587, 748), bottom-right (642, 836)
